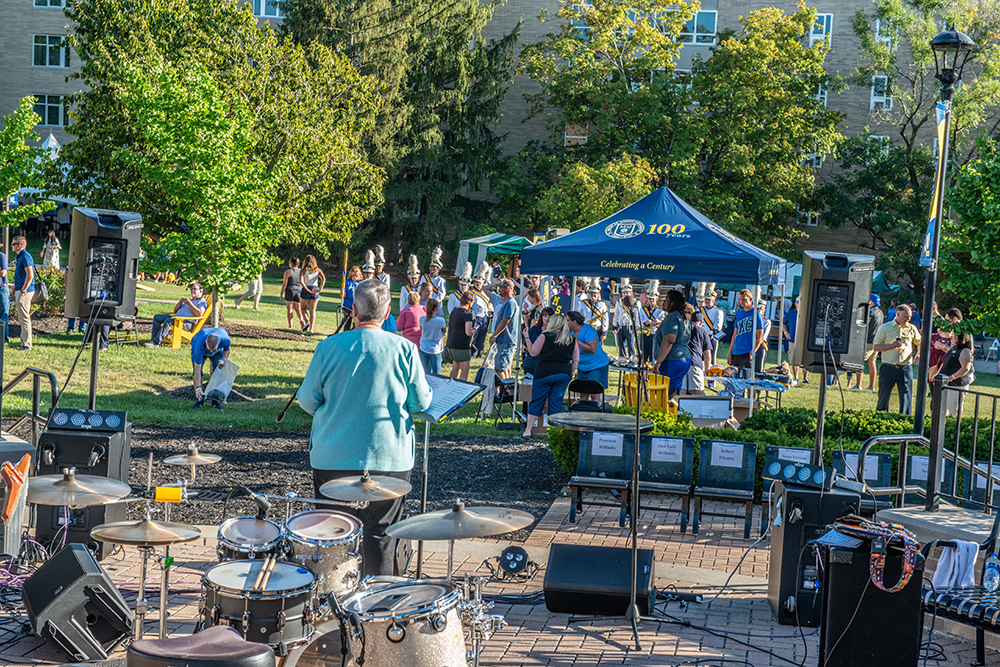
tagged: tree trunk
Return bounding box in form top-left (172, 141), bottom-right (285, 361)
top-left (211, 286), bottom-right (221, 328)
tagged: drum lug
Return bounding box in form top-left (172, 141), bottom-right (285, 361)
top-left (386, 614), bottom-right (406, 644)
top-left (346, 569), bottom-right (360, 585)
top-left (277, 610), bottom-right (287, 632)
top-left (212, 605), bottom-right (221, 626)
top-left (242, 609), bottom-right (252, 634)
top-left (348, 549), bottom-right (363, 562)
top-left (431, 613), bottom-right (448, 633)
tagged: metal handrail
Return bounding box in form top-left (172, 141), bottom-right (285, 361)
top-left (2, 367), bottom-right (58, 448)
top-left (855, 434), bottom-right (930, 509)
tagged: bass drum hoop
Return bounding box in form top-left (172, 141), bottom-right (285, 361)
top-left (341, 580), bottom-right (463, 623)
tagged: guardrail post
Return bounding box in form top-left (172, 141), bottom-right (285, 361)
top-left (926, 374), bottom-right (947, 512)
top-left (31, 374), bottom-right (40, 448)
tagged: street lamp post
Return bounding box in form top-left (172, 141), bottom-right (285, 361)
top-left (914, 26), bottom-right (976, 435)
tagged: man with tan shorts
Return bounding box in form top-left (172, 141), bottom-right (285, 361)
top-left (11, 237), bottom-right (35, 351)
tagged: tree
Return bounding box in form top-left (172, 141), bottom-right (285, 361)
top-left (279, 0), bottom-right (519, 259)
top-left (536, 154), bottom-right (657, 231)
top-left (940, 135), bottom-right (1000, 333)
top-left (0, 98), bottom-right (51, 229)
top-left (51, 0), bottom-right (384, 251)
top-left (517, 0), bottom-right (842, 254)
top-left (115, 61), bottom-right (285, 325)
top-left (820, 0), bottom-right (1000, 290)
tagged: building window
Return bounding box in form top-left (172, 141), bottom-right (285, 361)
top-left (868, 135), bottom-right (891, 158)
top-left (252, 0), bottom-right (282, 18)
top-left (33, 35), bottom-right (69, 68)
top-left (810, 13), bottom-right (833, 48)
top-left (870, 75), bottom-right (893, 110)
top-left (680, 11), bottom-right (717, 44)
top-left (803, 143), bottom-right (824, 169)
top-left (816, 83), bottom-right (828, 107)
top-left (33, 0), bottom-right (63, 7)
top-left (33, 95), bottom-right (68, 126)
top-left (874, 19), bottom-right (898, 49)
top-left (796, 206), bottom-right (819, 227)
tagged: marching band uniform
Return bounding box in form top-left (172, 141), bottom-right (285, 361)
top-left (614, 281), bottom-right (638, 357)
top-left (448, 262), bottom-right (473, 317)
top-left (639, 280), bottom-right (664, 362)
top-left (373, 245), bottom-right (391, 290)
top-left (580, 278), bottom-right (609, 341)
top-left (419, 247), bottom-right (447, 304)
top-left (469, 261), bottom-right (493, 357)
top-left (400, 255), bottom-right (422, 312)
top-left (703, 289), bottom-right (725, 365)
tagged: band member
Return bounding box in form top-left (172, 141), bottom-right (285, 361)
top-left (400, 255), bottom-right (422, 311)
top-left (448, 262), bottom-right (473, 316)
top-left (361, 251), bottom-right (375, 281)
top-left (572, 278), bottom-right (588, 313)
top-left (420, 247), bottom-right (447, 300)
top-left (638, 280), bottom-right (664, 361)
top-left (580, 278), bottom-right (609, 342)
top-left (702, 288), bottom-right (725, 366)
top-left (613, 279), bottom-right (638, 358)
top-left (373, 245), bottom-right (390, 290)
top-left (469, 261), bottom-right (493, 357)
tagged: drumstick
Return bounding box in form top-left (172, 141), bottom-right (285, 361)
top-left (260, 556), bottom-right (278, 591)
top-left (253, 556), bottom-right (272, 591)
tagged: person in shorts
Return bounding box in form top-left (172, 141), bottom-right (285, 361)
top-left (447, 291), bottom-right (476, 381)
top-left (281, 258), bottom-right (304, 329)
top-left (728, 289), bottom-right (765, 371)
top-left (489, 279), bottom-right (520, 379)
top-left (684, 310), bottom-right (714, 395)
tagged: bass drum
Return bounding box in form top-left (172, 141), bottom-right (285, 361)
top-left (217, 517), bottom-right (284, 561)
top-left (282, 619), bottom-right (355, 667)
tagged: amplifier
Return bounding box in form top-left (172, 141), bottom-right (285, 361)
top-left (48, 409), bottom-right (127, 432)
top-left (762, 455), bottom-right (835, 491)
top-left (544, 544), bottom-right (655, 616)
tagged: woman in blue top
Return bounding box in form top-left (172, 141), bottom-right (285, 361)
top-left (341, 265), bottom-right (361, 331)
top-left (566, 311), bottom-right (610, 402)
top-left (653, 290), bottom-right (692, 397)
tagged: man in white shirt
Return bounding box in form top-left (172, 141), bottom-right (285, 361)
top-left (702, 290), bottom-right (725, 366)
top-left (419, 247), bottom-right (447, 301)
top-left (447, 262), bottom-right (473, 317)
top-left (580, 280), bottom-right (609, 342)
top-left (613, 282), bottom-right (638, 357)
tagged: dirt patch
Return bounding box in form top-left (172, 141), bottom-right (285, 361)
top-left (157, 385), bottom-right (258, 403)
top-left (24, 316), bottom-right (307, 342)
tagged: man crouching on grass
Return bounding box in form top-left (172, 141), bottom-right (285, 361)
top-left (192, 327), bottom-right (231, 410)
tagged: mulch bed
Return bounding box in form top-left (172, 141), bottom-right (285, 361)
top-left (21, 316), bottom-right (308, 342)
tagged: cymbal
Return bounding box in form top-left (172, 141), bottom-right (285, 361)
top-left (386, 501), bottom-right (534, 541)
top-left (91, 519), bottom-right (201, 546)
top-left (164, 448), bottom-right (221, 466)
top-left (320, 474), bottom-right (412, 502)
top-left (28, 470), bottom-right (132, 507)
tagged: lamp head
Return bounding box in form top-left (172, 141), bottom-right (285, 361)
top-left (931, 26), bottom-right (976, 97)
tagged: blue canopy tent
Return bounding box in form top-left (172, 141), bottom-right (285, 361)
top-left (520, 187), bottom-right (786, 285)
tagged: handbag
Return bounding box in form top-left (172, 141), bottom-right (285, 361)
top-left (30, 281), bottom-right (49, 305)
top-left (832, 515), bottom-right (920, 592)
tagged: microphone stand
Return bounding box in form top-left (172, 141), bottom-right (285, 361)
top-left (567, 294), bottom-right (684, 649)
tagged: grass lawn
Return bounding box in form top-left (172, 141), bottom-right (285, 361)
top-left (5, 249), bottom-right (999, 436)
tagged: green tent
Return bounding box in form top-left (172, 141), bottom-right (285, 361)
top-left (455, 233), bottom-right (532, 274)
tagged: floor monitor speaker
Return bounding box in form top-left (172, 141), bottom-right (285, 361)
top-left (543, 543), bottom-right (655, 615)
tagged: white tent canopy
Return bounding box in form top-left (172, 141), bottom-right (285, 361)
top-left (455, 233), bottom-right (532, 275)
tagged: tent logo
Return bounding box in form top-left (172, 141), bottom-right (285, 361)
top-left (606, 219), bottom-right (644, 239)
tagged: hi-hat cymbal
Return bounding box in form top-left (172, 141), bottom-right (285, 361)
top-left (164, 449), bottom-right (221, 466)
top-left (386, 501), bottom-right (534, 541)
top-left (28, 470), bottom-right (132, 507)
top-left (91, 519), bottom-right (201, 546)
top-left (320, 474), bottom-right (412, 502)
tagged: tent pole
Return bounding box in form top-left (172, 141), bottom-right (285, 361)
top-left (513, 273), bottom-right (524, 424)
top-left (778, 284), bottom-right (785, 370)
top-left (749, 285), bottom-right (760, 417)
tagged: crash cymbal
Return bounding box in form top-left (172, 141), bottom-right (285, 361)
top-left (28, 469), bottom-right (132, 507)
top-left (164, 447), bottom-right (221, 466)
top-left (91, 519), bottom-right (201, 546)
top-left (386, 501), bottom-right (534, 541)
top-left (320, 473), bottom-right (413, 502)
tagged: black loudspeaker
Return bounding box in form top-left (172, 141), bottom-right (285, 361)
top-left (65, 207), bottom-right (143, 325)
top-left (793, 251), bottom-right (874, 373)
top-left (22, 543), bottom-right (134, 661)
top-left (819, 538), bottom-right (924, 666)
top-left (543, 543), bottom-right (655, 615)
top-left (768, 482), bottom-right (858, 627)
top-left (34, 417), bottom-right (131, 560)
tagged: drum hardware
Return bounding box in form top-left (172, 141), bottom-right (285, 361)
top-left (318, 471), bottom-right (413, 503)
top-left (163, 442), bottom-right (221, 482)
top-left (459, 575), bottom-right (506, 667)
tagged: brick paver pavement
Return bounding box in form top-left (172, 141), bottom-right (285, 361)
top-left (0, 493), bottom-right (987, 665)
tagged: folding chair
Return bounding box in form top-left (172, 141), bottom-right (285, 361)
top-left (569, 432), bottom-right (633, 525)
top-left (986, 339), bottom-right (999, 363)
top-left (692, 439), bottom-right (757, 539)
top-left (485, 375), bottom-right (517, 427)
top-left (567, 379), bottom-right (605, 412)
top-left (109, 321), bottom-right (139, 349)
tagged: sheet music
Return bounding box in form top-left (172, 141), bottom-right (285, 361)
top-left (413, 375), bottom-right (483, 423)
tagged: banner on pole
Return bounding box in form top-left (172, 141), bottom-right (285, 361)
top-left (921, 102), bottom-right (948, 268)
top-left (341, 249), bottom-right (348, 299)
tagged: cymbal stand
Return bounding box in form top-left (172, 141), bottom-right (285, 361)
top-left (447, 539), bottom-right (455, 583)
top-left (159, 477), bottom-right (189, 639)
top-left (135, 544), bottom-right (154, 640)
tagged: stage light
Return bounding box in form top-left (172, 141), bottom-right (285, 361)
top-left (499, 546), bottom-right (530, 575)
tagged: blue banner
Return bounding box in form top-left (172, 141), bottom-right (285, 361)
top-left (921, 102), bottom-right (948, 268)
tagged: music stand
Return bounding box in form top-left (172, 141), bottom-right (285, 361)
top-left (566, 296), bottom-right (684, 648)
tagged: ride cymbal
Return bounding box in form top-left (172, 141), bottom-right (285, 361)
top-left (91, 519), bottom-right (201, 546)
top-left (28, 469), bottom-right (131, 507)
top-left (164, 448), bottom-right (222, 466)
top-left (386, 501), bottom-right (533, 541)
top-left (319, 473), bottom-right (413, 502)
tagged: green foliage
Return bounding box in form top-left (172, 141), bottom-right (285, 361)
top-left (34, 267), bottom-right (65, 318)
top-left (535, 154), bottom-right (657, 231)
top-left (942, 135), bottom-right (1000, 336)
top-left (53, 0), bottom-right (383, 253)
top-left (547, 427), bottom-right (581, 475)
top-left (517, 0), bottom-right (842, 253)
top-left (280, 0), bottom-right (519, 258)
top-left (0, 98), bottom-right (51, 227)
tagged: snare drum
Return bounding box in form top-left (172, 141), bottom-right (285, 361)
top-left (286, 510), bottom-right (362, 597)
top-left (201, 560), bottom-right (315, 648)
top-left (340, 580), bottom-right (467, 667)
top-left (217, 517), bottom-right (284, 561)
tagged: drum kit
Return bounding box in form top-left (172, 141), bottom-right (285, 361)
top-left (25, 444), bottom-right (535, 667)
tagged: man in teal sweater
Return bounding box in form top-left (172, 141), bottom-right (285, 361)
top-left (298, 279), bottom-right (432, 575)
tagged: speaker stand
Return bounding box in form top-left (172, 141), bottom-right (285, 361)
top-left (566, 304), bottom-right (684, 650)
top-left (88, 336), bottom-right (100, 410)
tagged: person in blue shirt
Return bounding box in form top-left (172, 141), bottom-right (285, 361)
top-left (567, 310), bottom-right (610, 401)
top-left (909, 303), bottom-right (921, 328)
top-left (783, 296), bottom-right (809, 384)
top-left (11, 236), bottom-right (35, 351)
top-left (298, 279), bottom-right (431, 575)
top-left (191, 327), bottom-right (231, 409)
top-left (727, 289), bottom-right (765, 371)
top-left (489, 279), bottom-right (520, 378)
